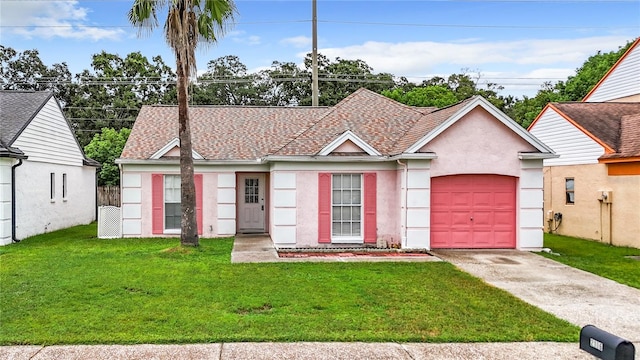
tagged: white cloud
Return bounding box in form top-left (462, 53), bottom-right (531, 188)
top-left (280, 36), bottom-right (312, 48)
top-left (300, 35), bottom-right (630, 97)
top-left (0, 0), bottom-right (124, 41)
top-left (229, 30), bottom-right (261, 45)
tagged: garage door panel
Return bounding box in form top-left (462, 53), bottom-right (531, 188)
top-left (430, 231), bottom-right (450, 248)
top-left (431, 174), bottom-right (516, 249)
top-left (472, 211), bottom-right (492, 226)
top-left (431, 211), bottom-right (451, 226)
top-left (494, 231), bottom-right (516, 247)
top-left (451, 231), bottom-right (472, 247)
top-left (451, 192), bottom-right (471, 206)
top-left (472, 192), bottom-right (492, 207)
top-left (472, 230), bottom-right (493, 247)
top-left (494, 192), bottom-right (515, 207)
top-left (451, 211), bottom-right (471, 226)
top-left (493, 211), bottom-right (515, 226)
top-left (431, 192), bottom-right (450, 206)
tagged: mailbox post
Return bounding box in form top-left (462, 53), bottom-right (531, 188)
top-left (580, 325), bottom-right (635, 360)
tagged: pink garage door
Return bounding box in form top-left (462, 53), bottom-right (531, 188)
top-left (431, 175), bottom-right (516, 249)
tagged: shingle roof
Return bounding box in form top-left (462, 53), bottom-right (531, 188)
top-left (551, 102), bottom-right (640, 157)
top-left (121, 89), bottom-right (515, 161)
top-left (600, 113), bottom-right (640, 159)
top-left (121, 105), bottom-right (331, 160)
top-left (0, 91), bottom-right (53, 146)
top-left (273, 88), bottom-right (432, 156)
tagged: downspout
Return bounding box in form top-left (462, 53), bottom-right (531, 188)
top-left (11, 159), bottom-right (23, 243)
top-left (95, 170), bottom-right (99, 221)
top-left (397, 159), bottom-right (408, 248)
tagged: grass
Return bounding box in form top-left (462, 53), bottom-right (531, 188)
top-left (541, 233), bottom-right (640, 289)
top-left (0, 224), bottom-right (578, 345)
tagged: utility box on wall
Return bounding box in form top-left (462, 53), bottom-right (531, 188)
top-left (599, 190), bottom-right (613, 204)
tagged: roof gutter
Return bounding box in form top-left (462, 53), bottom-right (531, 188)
top-left (518, 152), bottom-right (559, 160)
top-left (11, 159), bottom-right (24, 243)
top-left (115, 158), bottom-right (267, 165)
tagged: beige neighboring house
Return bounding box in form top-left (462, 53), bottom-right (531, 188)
top-left (528, 38), bottom-right (640, 248)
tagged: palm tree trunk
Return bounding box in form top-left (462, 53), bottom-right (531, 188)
top-left (176, 54), bottom-right (199, 247)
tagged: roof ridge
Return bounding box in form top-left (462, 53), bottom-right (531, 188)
top-left (267, 106), bottom-right (337, 155)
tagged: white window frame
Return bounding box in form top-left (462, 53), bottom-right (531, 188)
top-left (164, 175), bottom-right (181, 233)
top-left (62, 173), bottom-right (68, 201)
top-left (50, 173), bottom-right (55, 202)
top-left (331, 173), bottom-right (363, 243)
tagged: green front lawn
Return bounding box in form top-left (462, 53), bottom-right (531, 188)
top-left (0, 224), bottom-right (577, 345)
top-left (541, 233), bottom-right (640, 289)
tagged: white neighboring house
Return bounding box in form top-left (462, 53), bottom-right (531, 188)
top-left (0, 91), bottom-right (100, 245)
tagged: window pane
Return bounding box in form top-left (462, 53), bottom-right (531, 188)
top-left (566, 179), bottom-right (574, 191)
top-left (331, 190), bottom-right (340, 205)
top-left (352, 190), bottom-right (361, 204)
top-left (341, 190), bottom-right (351, 204)
top-left (165, 203), bottom-right (181, 229)
top-left (332, 222), bottom-right (341, 236)
top-left (342, 175), bottom-right (351, 188)
top-left (352, 222), bottom-right (361, 236)
top-left (332, 206), bottom-right (341, 221)
top-left (352, 207), bottom-right (361, 221)
top-left (352, 175), bottom-right (361, 189)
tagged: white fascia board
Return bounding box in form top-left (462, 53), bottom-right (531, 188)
top-left (518, 152), bottom-right (560, 160)
top-left (115, 158), bottom-right (261, 165)
top-left (389, 153), bottom-right (437, 160)
top-left (263, 155), bottom-right (389, 162)
top-left (317, 130), bottom-right (381, 156)
top-left (149, 137), bottom-right (204, 160)
top-left (406, 96), bottom-right (556, 154)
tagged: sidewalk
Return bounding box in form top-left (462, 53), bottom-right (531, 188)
top-left (2, 342), bottom-right (594, 360)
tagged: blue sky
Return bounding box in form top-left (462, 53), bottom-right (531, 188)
top-left (1, 0), bottom-right (638, 97)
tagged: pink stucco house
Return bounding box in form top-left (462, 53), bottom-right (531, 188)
top-left (117, 89), bottom-right (555, 250)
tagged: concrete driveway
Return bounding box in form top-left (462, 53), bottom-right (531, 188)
top-left (433, 250), bottom-right (640, 344)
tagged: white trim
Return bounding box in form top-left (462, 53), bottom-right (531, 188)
top-left (149, 138), bottom-right (204, 160)
top-left (263, 155), bottom-right (388, 162)
top-left (318, 130), bottom-right (381, 156)
top-left (406, 96), bottom-right (556, 155)
top-left (389, 153), bottom-right (437, 160)
top-left (518, 152), bottom-right (560, 160)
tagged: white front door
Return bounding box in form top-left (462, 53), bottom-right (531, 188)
top-left (237, 173), bottom-right (266, 232)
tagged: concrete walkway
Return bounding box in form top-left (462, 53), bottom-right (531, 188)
top-left (1, 342), bottom-right (595, 360)
top-left (231, 235), bottom-right (441, 263)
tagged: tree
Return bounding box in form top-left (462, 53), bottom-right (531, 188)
top-left (505, 40), bottom-right (633, 127)
top-left (193, 55), bottom-right (264, 105)
top-left (67, 51), bottom-right (176, 146)
top-left (302, 54), bottom-right (396, 106)
top-left (382, 71), bottom-right (504, 109)
top-left (382, 85), bottom-right (458, 108)
top-left (84, 128), bottom-right (131, 186)
top-left (0, 46), bottom-right (74, 105)
top-left (129, 0), bottom-right (237, 247)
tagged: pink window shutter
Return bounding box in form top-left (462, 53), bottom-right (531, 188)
top-left (151, 174), bottom-right (164, 234)
top-left (195, 174), bottom-right (203, 235)
top-left (364, 173), bottom-right (377, 244)
top-left (318, 173), bottom-right (332, 243)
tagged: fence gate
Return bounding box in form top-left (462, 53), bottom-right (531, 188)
top-left (98, 206), bottom-right (122, 239)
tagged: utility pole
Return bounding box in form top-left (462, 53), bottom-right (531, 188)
top-left (312, 0), bottom-right (319, 106)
